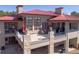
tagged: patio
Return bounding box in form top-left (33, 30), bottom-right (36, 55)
top-left (0, 44), bottom-right (23, 54)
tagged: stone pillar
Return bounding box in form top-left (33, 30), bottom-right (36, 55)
top-left (32, 19), bottom-right (35, 31)
top-left (77, 23), bottom-right (79, 48)
top-left (48, 27), bottom-right (54, 54)
top-left (65, 22), bottom-right (69, 53)
top-left (0, 22), bottom-right (5, 49)
top-left (24, 33), bottom-right (31, 54)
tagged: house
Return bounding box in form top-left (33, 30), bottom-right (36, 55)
top-left (17, 5), bottom-right (79, 54)
top-left (0, 5), bottom-right (79, 54)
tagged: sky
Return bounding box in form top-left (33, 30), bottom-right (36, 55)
top-left (0, 5), bottom-right (79, 14)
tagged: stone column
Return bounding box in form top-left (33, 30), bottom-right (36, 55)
top-left (32, 19), bottom-right (35, 32)
top-left (0, 22), bottom-right (5, 49)
top-left (24, 33), bottom-right (31, 54)
top-left (65, 22), bottom-right (69, 53)
top-left (77, 23), bottom-right (79, 48)
top-left (48, 27), bottom-right (54, 54)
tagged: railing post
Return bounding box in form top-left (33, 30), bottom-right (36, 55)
top-left (24, 32), bottom-right (31, 54)
top-left (48, 27), bottom-right (54, 54)
top-left (65, 22), bottom-right (69, 53)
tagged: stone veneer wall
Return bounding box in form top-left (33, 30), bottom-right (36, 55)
top-left (0, 21), bottom-right (5, 48)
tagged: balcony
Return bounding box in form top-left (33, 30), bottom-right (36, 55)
top-left (30, 29), bottom-right (79, 49)
top-left (14, 29), bottom-right (79, 49)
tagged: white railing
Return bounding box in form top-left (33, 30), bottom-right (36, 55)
top-left (68, 30), bottom-right (78, 39)
top-left (15, 31), bottom-right (24, 48)
top-left (31, 30), bottom-right (79, 49)
top-left (16, 31), bottom-right (24, 42)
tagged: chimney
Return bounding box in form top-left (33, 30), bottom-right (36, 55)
top-left (16, 5), bottom-right (23, 14)
top-left (55, 7), bottom-right (64, 15)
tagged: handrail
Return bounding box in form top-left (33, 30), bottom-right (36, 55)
top-left (16, 31), bottom-right (24, 42)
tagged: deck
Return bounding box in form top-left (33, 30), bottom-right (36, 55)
top-left (16, 30), bottom-right (78, 49)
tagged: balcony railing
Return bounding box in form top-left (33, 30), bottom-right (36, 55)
top-left (5, 28), bottom-right (16, 34)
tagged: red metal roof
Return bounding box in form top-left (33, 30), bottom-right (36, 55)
top-left (0, 15), bottom-right (16, 21)
top-left (50, 15), bottom-right (79, 21)
top-left (21, 9), bottom-right (58, 16)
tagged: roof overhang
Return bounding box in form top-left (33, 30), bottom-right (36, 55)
top-left (0, 15), bottom-right (17, 21)
top-left (19, 13), bottom-right (58, 16)
top-left (49, 15), bottom-right (79, 23)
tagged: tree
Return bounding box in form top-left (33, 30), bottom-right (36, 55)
top-left (71, 11), bottom-right (79, 16)
top-left (0, 10), bottom-right (16, 16)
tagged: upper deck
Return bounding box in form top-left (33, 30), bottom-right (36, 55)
top-left (16, 29), bottom-right (79, 49)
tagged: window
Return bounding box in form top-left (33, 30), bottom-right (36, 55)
top-left (4, 22), bottom-right (16, 33)
top-left (26, 17), bottom-right (33, 30)
top-left (42, 22), bottom-right (49, 34)
top-left (34, 17), bottom-right (41, 29)
top-left (26, 16), bottom-right (41, 30)
top-left (5, 38), bottom-right (8, 41)
top-left (69, 23), bottom-right (78, 30)
top-left (55, 22), bottom-right (65, 34)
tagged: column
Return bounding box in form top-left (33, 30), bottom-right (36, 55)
top-left (65, 22), bottom-right (69, 53)
top-left (77, 23), bottom-right (79, 48)
top-left (22, 17), bottom-right (26, 33)
top-left (32, 19), bottom-right (35, 31)
top-left (22, 20), bottom-right (26, 33)
top-left (0, 22), bottom-right (5, 49)
top-left (48, 27), bottom-right (54, 54)
top-left (24, 33), bottom-right (31, 54)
